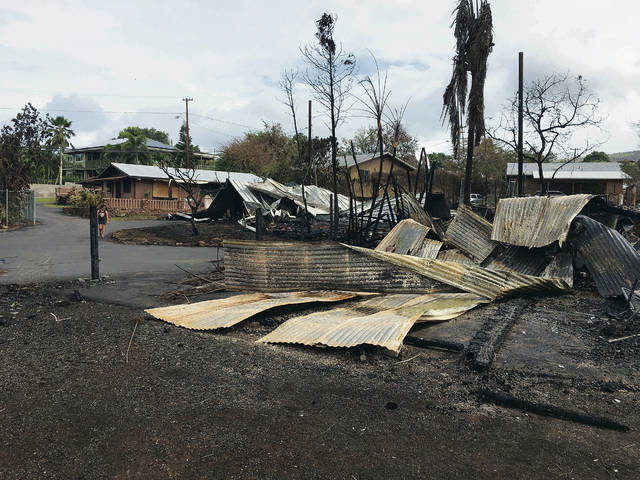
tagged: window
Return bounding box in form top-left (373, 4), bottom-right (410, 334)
top-left (360, 170), bottom-right (370, 182)
top-left (123, 178), bottom-right (131, 193)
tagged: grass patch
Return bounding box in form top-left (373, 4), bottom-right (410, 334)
top-left (36, 197), bottom-right (65, 208)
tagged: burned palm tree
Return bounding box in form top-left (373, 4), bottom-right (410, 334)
top-left (442, 0), bottom-right (493, 205)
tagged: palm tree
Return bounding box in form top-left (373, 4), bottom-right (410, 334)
top-left (442, 0), bottom-right (493, 205)
top-left (47, 116), bottom-right (75, 185)
top-left (118, 131), bottom-right (151, 164)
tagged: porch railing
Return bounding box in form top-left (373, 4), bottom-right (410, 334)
top-left (104, 197), bottom-right (187, 211)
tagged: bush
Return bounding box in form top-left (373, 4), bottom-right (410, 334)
top-left (68, 189), bottom-right (105, 208)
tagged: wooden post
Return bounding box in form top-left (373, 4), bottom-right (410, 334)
top-left (255, 207), bottom-right (263, 241)
top-left (517, 52), bottom-right (524, 197)
top-left (329, 196), bottom-right (334, 240)
top-left (89, 205), bottom-right (99, 280)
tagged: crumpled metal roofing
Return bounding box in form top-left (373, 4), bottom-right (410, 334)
top-left (491, 194), bottom-right (593, 248)
top-left (542, 250), bottom-right (574, 288)
top-left (444, 205), bottom-right (497, 263)
top-left (258, 293), bottom-right (487, 352)
top-left (436, 249), bottom-right (475, 265)
top-left (484, 245), bottom-right (549, 276)
top-left (375, 219), bottom-right (442, 259)
top-left (229, 179), bottom-right (271, 213)
top-left (345, 245), bottom-right (569, 300)
top-left (224, 240), bottom-right (445, 293)
top-left (570, 215), bottom-right (640, 297)
top-left (145, 291), bottom-right (358, 330)
top-left (249, 178), bottom-right (352, 215)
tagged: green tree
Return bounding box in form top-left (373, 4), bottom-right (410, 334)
top-left (0, 104), bottom-right (51, 191)
top-left (104, 131), bottom-right (152, 165)
top-left (342, 124), bottom-right (418, 162)
top-left (442, 0), bottom-right (494, 205)
top-left (174, 124), bottom-right (201, 168)
top-left (47, 116), bottom-right (75, 185)
top-left (583, 150), bottom-right (609, 162)
top-left (223, 123), bottom-right (296, 180)
top-left (118, 126), bottom-right (170, 144)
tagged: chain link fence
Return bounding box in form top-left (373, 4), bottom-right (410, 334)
top-left (1, 190), bottom-right (36, 227)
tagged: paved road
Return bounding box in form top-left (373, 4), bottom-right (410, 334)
top-left (0, 206), bottom-right (221, 284)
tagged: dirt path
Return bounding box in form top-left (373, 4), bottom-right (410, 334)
top-left (0, 281), bottom-right (638, 479)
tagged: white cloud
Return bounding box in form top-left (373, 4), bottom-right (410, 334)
top-left (0, 0), bottom-right (638, 155)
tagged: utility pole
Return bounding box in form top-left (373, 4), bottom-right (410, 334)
top-left (517, 52), bottom-right (524, 197)
top-left (183, 97), bottom-right (193, 169)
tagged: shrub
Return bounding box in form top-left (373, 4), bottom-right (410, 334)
top-left (68, 189), bottom-right (105, 208)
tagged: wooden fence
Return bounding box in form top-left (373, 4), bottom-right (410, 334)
top-left (104, 197), bottom-right (187, 211)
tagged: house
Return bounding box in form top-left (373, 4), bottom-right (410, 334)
top-left (64, 138), bottom-right (218, 180)
top-left (344, 153), bottom-right (416, 199)
top-left (80, 162), bottom-right (261, 209)
top-left (506, 162), bottom-right (629, 205)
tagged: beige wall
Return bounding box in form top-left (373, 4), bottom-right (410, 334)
top-left (348, 157), bottom-right (413, 199)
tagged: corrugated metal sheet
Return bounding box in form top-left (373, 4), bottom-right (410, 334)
top-left (345, 245), bottom-right (569, 300)
top-left (570, 215), bottom-right (640, 297)
top-left (437, 249), bottom-right (475, 265)
top-left (492, 194), bottom-right (593, 248)
top-left (484, 245), bottom-right (549, 276)
top-left (249, 178), bottom-right (352, 215)
top-left (229, 179), bottom-right (270, 213)
top-left (258, 293), bottom-right (487, 352)
top-left (542, 250), bottom-right (574, 288)
top-left (224, 240), bottom-right (446, 293)
top-left (375, 219), bottom-right (442, 258)
top-left (444, 205), bottom-right (497, 263)
top-left (413, 238), bottom-right (444, 259)
top-left (145, 291), bottom-right (358, 330)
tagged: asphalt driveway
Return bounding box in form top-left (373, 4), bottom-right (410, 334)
top-left (0, 206), bottom-right (220, 284)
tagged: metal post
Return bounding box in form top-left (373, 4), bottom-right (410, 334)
top-left (33, 191), bottom-right (36, 225)
top-left (5, 189), bottom-right (8, 226)
top-left (89, 205), bottom-right (99, 279)
top-left (255, 207), bottom-right (263, 241)
top-left (517, 52), bottom-right (524, 197)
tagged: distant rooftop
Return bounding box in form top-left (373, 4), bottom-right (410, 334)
top-left (506, 162), bottom-right (629, 180)
top-left (67, 138), bottom-right (176, 153)
top-left (104, 162), bottom-right (263, 184)
top-left (343, 153), bottom-right (416, 171)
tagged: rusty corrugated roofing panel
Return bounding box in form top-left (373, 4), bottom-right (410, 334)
top-left (570, 215), bottom-right (640, 297)
top-left (376, 219), bottom-right (430, 254)
top-left (224, 240), bottom-right (446, 293)
top-left (436, 249), bottom-right (475, 265)
top-left (258, 293), bottom-right (487, 352)
top-left (375, 219), bottom-right (443, 259)
top-left (345, 245), bottom-right (569, 300)
top-left (145, 291), bottom-right (358, 330)
top-left (484, 245), bottom-right (549, 276)
top-left (444, 205), bottom-right (497, 263)
top-left (491, 194), bottom-right (593, 248)
top-left (542, 250), bottom-right (574, 288)
top-left (413, 238), bottom-right (444, 259)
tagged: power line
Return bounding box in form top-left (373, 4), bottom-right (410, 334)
top-left (0, 106), bottom-right (182, 115)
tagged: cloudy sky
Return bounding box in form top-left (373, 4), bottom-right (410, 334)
top-left (1, 0), bottom-right (639, 155)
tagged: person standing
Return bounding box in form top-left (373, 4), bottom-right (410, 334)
top-left (97, 204), bottom-right (109, 238)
